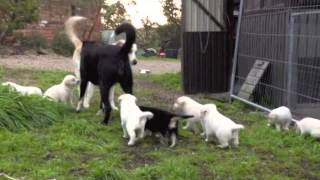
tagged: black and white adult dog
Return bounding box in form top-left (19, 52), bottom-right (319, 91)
top-left (65, 16), bottom-right (138, 111)
top-left (65, 16), bottom-right (137, 124)
top-left (139, 106), bottom-right (193, 147)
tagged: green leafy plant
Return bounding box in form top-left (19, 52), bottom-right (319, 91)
top-left (51, 31), bottom-right (74, 57)
top-left (19, 33), bottom-right (48, 51)
top-left (0, 86), bottom-right (65, 131)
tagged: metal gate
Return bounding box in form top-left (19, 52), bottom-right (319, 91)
top-left (230, 0), bottom-right (320, 118)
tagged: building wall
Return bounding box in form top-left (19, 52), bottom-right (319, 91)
top-left (182, 0), bottom-right (232, 94)
top-left (16, 0), bottom-right (102, 41)
top-left (184, 0), bottom-right (224, 32)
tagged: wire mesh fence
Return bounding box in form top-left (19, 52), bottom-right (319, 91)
top-left (231, 0), bottom-right (320, 119)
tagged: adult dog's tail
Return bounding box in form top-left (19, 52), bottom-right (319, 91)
top-left (65, 16), bottom-right (87, 50)
top-left (115, 23), bottom-right (136, 55)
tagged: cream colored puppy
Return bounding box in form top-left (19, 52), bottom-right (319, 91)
top-left (2, 82), bottom-right (42, 96)
top-left (268, 106), bottom-right (293, 131)
top-left (44, 75), bottom-right (80, 106)
top-left (118, 94), bottom-right (153, 146)
top-left (200, 104), bottom-right (244, 148)
top-left (294, 117), bottom-right (320, 138)
top-left (173, 96), bottom-right (205, 134)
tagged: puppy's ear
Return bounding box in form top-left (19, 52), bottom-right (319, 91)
top-left (118, 96), bottom-right (123, 103)
top-left (177, 99), bottom-right (186, 106)
top-left (140, 111), bottom-right (153, 120)
top-left (200, 108), bottom-right (208, 118)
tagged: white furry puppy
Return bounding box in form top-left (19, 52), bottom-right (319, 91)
top-left (200, 104), bottom-right (244, 148)
top-left (2, 82), bottom-right (42, 96)
top-left (118, 94), bottom-right (153, 146)
top-left (173, 96), bottom-right (204, 134)
top-left (44, 75), bottom-right (80, 105)
top-left (268, 106), bottom-right (292, 131)
top-left (294, 117), bottom-right (320, 138)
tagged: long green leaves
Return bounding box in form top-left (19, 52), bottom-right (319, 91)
top-left (0, 86), bottom-right (64, 131)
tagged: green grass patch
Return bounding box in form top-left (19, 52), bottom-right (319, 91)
top-left (138, 72), bottom-right (181, 91)
top-left (0, 86), bottom-right (65, 131)
top-left (0, 67), bottom-right (320, 179)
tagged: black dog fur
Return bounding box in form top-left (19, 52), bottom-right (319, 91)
top-left (78, 23), bottom-right (136, 124)
top-left (139, 106), bottom-right (193, 147)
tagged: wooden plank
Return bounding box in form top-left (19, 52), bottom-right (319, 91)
top-left (238, 60), bottom-right (270, 100)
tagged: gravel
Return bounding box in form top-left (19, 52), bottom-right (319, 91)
top-left (0, 54), bottom-right (181, 74)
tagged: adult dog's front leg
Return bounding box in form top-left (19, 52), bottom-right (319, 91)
top-left (100, 84), bottom-right (112, 124)
top-left (119, 75), bottom-right (133, 94)
top-left (83, 82), bottom-right (95, 109)
top-left (76, 79), bottom-right (88, 112)
top-left (109, 85), bottom-right (119, 111)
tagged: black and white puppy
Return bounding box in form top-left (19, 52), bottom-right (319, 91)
top-left (65, 16), bottom-right (138, 111)
top-left (139, 106), bottom-right (193, 147)
top-left (66, 19), bottom-right (136, 124)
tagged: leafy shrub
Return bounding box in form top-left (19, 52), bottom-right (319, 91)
top-left (0, 86), bottom-right (65, 131)
top-left (51, 31), bottom-right (74, 57)
top-left (19, 33), bottom-right (48, 51)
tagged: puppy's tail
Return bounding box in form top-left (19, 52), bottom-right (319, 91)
top-left (65, 16), bottom-right (87, 50)
top-left (231, 124), bottom-right (244, 132)
top-left (115, 23), bottom-right (136, 55)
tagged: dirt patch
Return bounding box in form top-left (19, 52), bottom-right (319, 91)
top-left (121, 146), bottom-right (158, 170)
top-left (299, 160), bottom-right (320, 180)
top-left (196, 161), bottom-right (215, 179)
top-left (43, 152), bottom-right (56, 161)
top-left (134, 79), bottom-right (183, 110)
top-left (0, 54), bottom-right (180, 74)
top-left (69, 167), bottom-right (88, 177)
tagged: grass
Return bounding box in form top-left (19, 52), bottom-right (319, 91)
top-left (0, 67), bottom-right (320, 179)
top-left (0, 86), bottom-right (65, 131)
top-left (138, 72), bottom-right (181, 91)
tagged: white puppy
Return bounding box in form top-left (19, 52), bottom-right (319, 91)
top-left (268, 106), bottom-right (292, 131)
top-left (200, 104), bottom-right (244, 148)
top-left (44, 75), bottom-right (80, 105)
top-left (173, 96), bottom-right (204, 134)
top-left (2, 82), bottom-right (42, 96)
top-left (294, 117), bottom-right (320, 138)
top-left (118, 94), bottom-right (153, 146)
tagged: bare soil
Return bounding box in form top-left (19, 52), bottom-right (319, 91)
top-left (0, 54), bottom-right (180, 74)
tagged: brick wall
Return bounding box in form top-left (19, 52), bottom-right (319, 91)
top-left (16, 0), bottom-right (102, 42)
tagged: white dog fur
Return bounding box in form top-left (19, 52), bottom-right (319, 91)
top-left (200, 104), bottom-right (244, 148)
top-left (173, 96), bottom-right (205, 134)
top-left (118, 94), bottom-right (153, 146)
top-left (268, 106), bottom-right (292, 131)
top-left (65, 16), bottom-right (138, 110)
top-left (294, 117), bottom-right (320, 138)
top-left (44, 75), bottom-right (79, 106)
top-left (2, 82), bottom-right (42, 96)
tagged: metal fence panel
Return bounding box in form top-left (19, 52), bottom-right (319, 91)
top-left (231, 0), bottom-right (320, 118)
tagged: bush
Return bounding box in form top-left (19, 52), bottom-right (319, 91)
top-left (0, 85), bottom-right (65, 131)
top-left (19, 33), bottom-right (48, 51)
top-left (51, 31), bottom-right (74, 57)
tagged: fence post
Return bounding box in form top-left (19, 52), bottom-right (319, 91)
top-left (229, 0), bottom-right (244, 102)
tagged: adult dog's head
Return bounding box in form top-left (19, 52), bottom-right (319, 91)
top-left (114, 39), bottom-right (138, 65)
